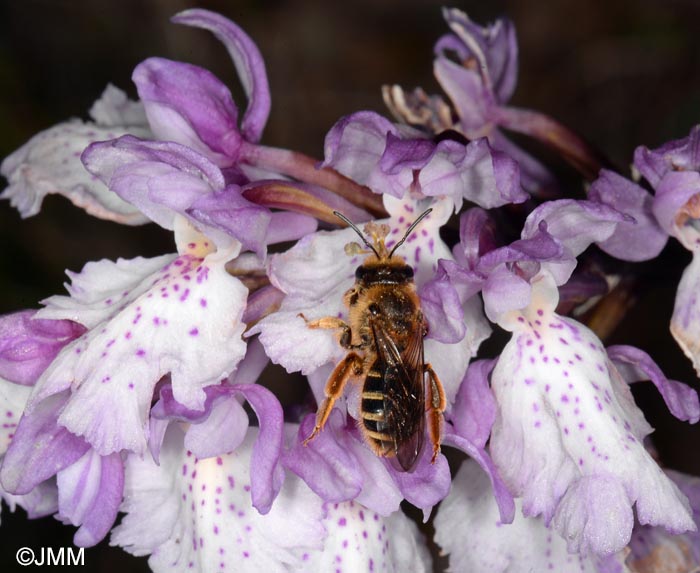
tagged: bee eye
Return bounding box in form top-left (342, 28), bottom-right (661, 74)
top-left (368, 303), bottom-right (380, 315)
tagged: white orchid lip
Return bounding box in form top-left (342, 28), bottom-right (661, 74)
top-left (27, 225), bottom-right (248, 456)
top-left (0, 85), bottom-right (151, 224)
top-left (489, 272), bottom-right (696, 556)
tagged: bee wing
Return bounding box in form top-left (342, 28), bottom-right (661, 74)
top-left (370, 318), bottom-right (425, 472)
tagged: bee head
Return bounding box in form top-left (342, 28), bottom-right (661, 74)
top-left (334, 209), bottom-right (433, 262)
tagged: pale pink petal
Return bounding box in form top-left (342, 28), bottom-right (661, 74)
top-left (435, 459), bottom-right (629, 572)
top-left (490, 272), bottom-right (694, 555)
top-left (88, 84), bottom-right (148, 128)
top-left (112, 425), bottom-right (326, 571)
top-left (29, 245), bottom-right (247, 455)
top-left (305, 501), bottom-right (432, 573)
top-left (1, 86), bottom-right (150, 223)
top-left (0, 377), bottom-right (33, 454)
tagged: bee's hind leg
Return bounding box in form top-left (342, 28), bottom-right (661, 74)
top-left (425, 363), bottom-right (446, 463)
top-left (303, 352), bottom-right (364, 445)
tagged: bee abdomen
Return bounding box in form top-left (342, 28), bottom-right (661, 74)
top-left (361, 369), bottom-right (391, 448)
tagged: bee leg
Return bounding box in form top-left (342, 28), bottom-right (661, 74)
top-left (425, 363), bottom-right (446, 464)
top-left (303, 352), bottom-right (364, 446)
top-left (298, 314), bottom-right (353, 349)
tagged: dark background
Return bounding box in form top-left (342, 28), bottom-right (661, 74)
top-left (0, 0), bottom-right (699, 571)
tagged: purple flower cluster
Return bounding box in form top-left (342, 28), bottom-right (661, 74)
top-left (1, 7), bottom-right (699, 573)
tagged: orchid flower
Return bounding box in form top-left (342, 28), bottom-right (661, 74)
top-left (487, 271), bottom-right (697, 556)
top-left (634, 125), bottom-right (700, 377)
top-left (384, 9), bottom-right (606, 187)
top-left (430, 201), bottom-right (700, 555)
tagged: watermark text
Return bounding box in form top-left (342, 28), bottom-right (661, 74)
top-left (16, 547), bottom-right (85, 567)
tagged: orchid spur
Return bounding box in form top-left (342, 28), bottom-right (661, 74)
top-left (1, 5), bottom-right (700, 573)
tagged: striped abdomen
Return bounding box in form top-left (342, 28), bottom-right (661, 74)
top-left (360, 360), bottom-right (392, 455)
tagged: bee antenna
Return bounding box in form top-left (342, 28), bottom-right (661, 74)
top-left (389, 208), bottom-right (433, 258)
top-left (333, 211), bottom-right (381, 258)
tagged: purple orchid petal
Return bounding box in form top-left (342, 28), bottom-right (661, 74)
top-left (83, 135), bottom-right (252, 248)
top-left (634, 125), bottom-right (700, 188)
top-left (186, 186), bottom-right (272, 257)
top-left (552, 474), bottom-right (635, 556)
top-left (30, 247), bottom-right (248, 456)
top-left (434, 33), bottom-right (470, 61)
top-left (265, 212), bottom-right (318, 244)
top-left (133, 58), bottom-right (242, 167)
top-left (608, 345), bottom-right (700, 423)
top-left (489, 272), bottom-right (695, 555)
top-left (523, 199), bottom-right (629, 258)
top-left (459, 138), bottom-right (524, 207)
top-left (477, 223), bottom-right (566, 320)
top-left (419, 262), bottom-right (470, 344)
top-left (0, 310), bottom-right (85, 386)
top-left (522, 199), bottom-right (629, 285)
top-left (112, 424), bottom-right (326, 570)
top-left (152, 384), bottom-right (224, 424)
top-left (322, 111), bottom-right (398, 189)
top-left (652, 170), bottom-right (700, 248)
top-left (232, 383), bottom-right (285, 514)
top-left (589, 169), bottom-right (668, 261)
top-left (290, 383), bottom-right (405, 516)
top-left (450, 359), bottom-right (497, 448)
top-left (242, 285), bottom-right (284, 327)
top-left (1, 109), bottom-right (150, 223)
top-left (173, 9), bottom-right (271, 143)
top-left (435, 459), bottom-right (626, 572)
top-left (441, 9), bottom-right (519, 103)
top-left (0, 392), bottom-right (90, 495)
top-left (455, 207), bottom-right (498, 269)
top-left (57, 449), bottom-right (124, 547)
top-left (670, 253), bottom-right (700, 377)
top-left (482, 265), bottom-right (533, 321)
top-left (283, 412), bottom-right (364, 504)
top-left (386, 444), bottom-right (451, 521)
top-left (443, 432), bottom-right (515, 524)
top-left (433, 57), bottom-right (493, 133)
top-left (378, 132), bottom-right (436, 175)
top-left (379, 134), bottom-right (525, 207)
top-left (182, 394), bottom-right (249, 459)
top-left (478, 222), bottom-right (564, 273)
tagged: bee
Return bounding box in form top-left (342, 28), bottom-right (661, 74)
top-left (301, 209), bottom-right (445, 472)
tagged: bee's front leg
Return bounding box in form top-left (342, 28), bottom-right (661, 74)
top-left (298, 313), bottom-right (353, 348)
top-left (425, 363), bottom-right (446, 463)
top-left (303, 352), bottom-right (364, 445)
